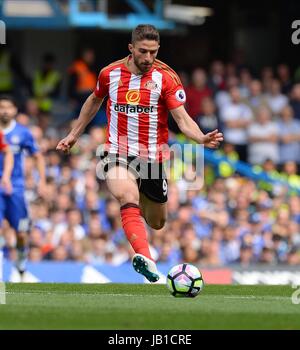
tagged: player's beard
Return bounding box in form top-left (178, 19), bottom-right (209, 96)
top-left (134, 57), bottom-right (153, 74)
top-left (0, 114), bottom-right (12, 126)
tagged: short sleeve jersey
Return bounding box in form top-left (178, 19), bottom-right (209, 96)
top-left (94, 56), bottom-right (186, 161)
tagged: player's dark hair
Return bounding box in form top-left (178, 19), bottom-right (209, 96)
top-left (0, 94), bottom-right (18, 108)
top-left (131, 24), bottom-right (160, 44)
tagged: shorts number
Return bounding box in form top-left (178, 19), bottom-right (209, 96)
top-left (162, 179), bottom-right (168, 196)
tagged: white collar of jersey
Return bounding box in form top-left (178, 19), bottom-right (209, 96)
top-left (2, 120), bottom-right (17, 135)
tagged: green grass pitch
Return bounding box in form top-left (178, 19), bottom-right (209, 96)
top-left (0, 283), bottom-right (300, 329)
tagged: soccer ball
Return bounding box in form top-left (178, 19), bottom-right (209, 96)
top-left (166, 263), bottom-right (204, 298)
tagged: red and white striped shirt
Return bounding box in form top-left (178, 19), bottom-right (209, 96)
top-left (94, 56), bottom-right (186, 162)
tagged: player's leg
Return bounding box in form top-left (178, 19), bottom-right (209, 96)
top-left (5, 191), bottom-right (30, 276)
top-left (138, 161), bottom-right (168, 230)
top-left (105, 164), bottom-right (159, 282)
top-left (134, 174), bottom-right (168, 281)
top-left (139, 192), bottom-right (167, 230)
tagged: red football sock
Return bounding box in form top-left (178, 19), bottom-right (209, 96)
top-left (120, 203), bottom-right (153, 261)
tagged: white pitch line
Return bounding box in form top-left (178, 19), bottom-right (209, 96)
top-left (3, 291), bottom-right (292, 301)
top-left (224, 295), bottom-right (290, 301)
top-left (4, 291), bottom-right (291, 301)
top-left (4, 291), bottom-right (171, 298)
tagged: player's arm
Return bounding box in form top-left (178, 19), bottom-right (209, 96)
top-left (1, 144), bottom-right (14, 194)
top-left (56, 93), bottom-right (104, 154)
top-left (170, 105), bottom-right (223, 148)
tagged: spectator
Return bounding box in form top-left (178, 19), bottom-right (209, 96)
top-left (32, 53), bottom-right (61, 114)
top-left (181, 245), bottom-right (200, 264)
top-left (0, 46), bottom-right (30, 97)
top-left (248, 106), bottom-right (279, 165)
top-left (281, 161), bottom-right (300, 190)
top-left (286, 247), bottom-right (300, 265)
top-left (220, 86), bottom-right (253, 161)
top-left (85, 236), bottom-right (115, 264)
top-left (246, 79), bottom-right (269, 111)
top-left (207, 60), bottom-right (226, 93)
top-left (51, 245), bottom-right (69, 261)
top-left (259, 247), bottom-right (276, 264)
top-left (214, 143), bottom-right (239, 178)
top-left (185, 68), bottom-right (212, 119)
top-left (265, 79), bottom-right (288, 115)
top-left (277, 63), bottom-right (293, 94)
top-left (215, 75), bottom-right (239, 110)
top-left (239, 67), bottom-right (252, 98)
top-left (24, 99), bottom-right (40, 124)
top-left (220, 225), bottom-right (240, 264)
top-left (199, 238), bottom-right (221, 266)
top-left (28, 246), bottom-right (43, 262)
top-left (290, 84), bottom-right (300, 120)
top-left (69, 240), bottom-right (85, 262)
top-left (260, 66), bottom-right (274, 93)
top-left (277, 105), bottom-right (300, 165)
top-left (52, 208), bottom-right (85, 247)
top-left (234, 244), bottom-right (254, 266)
top-left (225, 62), bottom-right (237, 79)
top-left (195, 97), bottom-right (220, 134)
top-left (68, 48), bottom-right (97, 117)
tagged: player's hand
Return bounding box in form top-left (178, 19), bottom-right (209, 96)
top-left (1, 176), bottom-right (12, 194)
top-left (56, 134), bottom-right (77, 154)
top-left (201, 129), bottom-right (223, 149)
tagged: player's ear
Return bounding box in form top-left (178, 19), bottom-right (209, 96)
top-left (128, 43), bottom-right (133, 53)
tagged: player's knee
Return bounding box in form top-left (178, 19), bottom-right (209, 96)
top-left (118, 193), bottom-right (139, 207)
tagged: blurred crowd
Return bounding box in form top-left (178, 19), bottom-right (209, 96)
top-left (1, 45), bottom-right (300, 267)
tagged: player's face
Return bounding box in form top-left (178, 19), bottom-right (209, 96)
top-left (0, 100), bottom-right (17, 124)
top-left (129, 40), bottom-right (159, 73)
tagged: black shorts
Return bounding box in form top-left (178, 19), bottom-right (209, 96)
top-left (98, 152), bottom-right (168, 203)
